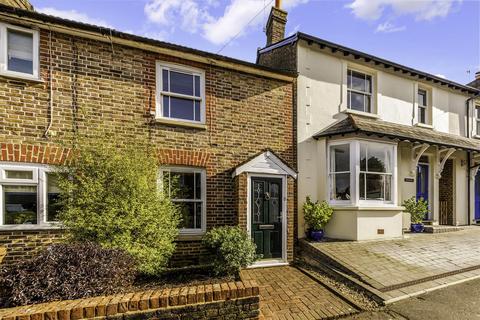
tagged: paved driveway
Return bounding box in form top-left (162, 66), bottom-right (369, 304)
top-left (241, 266), bottom-right (356, 319)
top-left (306, 227), bottom-right (480, 302)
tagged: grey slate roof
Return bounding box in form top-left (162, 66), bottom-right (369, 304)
top-left (313, 114), bottom-right (480, 152)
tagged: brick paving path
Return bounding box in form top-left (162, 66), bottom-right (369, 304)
top-left (307, 227), bottom-right (480, 300)
top-left (241, 266), bottom-right (356, 319)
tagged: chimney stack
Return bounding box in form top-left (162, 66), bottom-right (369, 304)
top-left (265, 0), bottom-right (287, 46)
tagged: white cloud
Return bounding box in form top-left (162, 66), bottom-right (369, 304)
top-left (346, 0), bottom-right (462, 21)
top-left (375, 21), bottom-right (406, 33)
top-left (37, 7), bottom-right (113, 28)
top-left (202, 0), bottom-right (308, 45)
top-left (144, 0), bottom-right (211, 33)
top-left (435, 74), bottom-right (447, 78)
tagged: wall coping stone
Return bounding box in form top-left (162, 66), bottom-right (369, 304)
top-left (0, 280), bottom-right (259, 320)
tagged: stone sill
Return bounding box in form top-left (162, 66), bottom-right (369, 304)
top-left (0, 224), bottom-right (62, 232)
top-left (0, 71), bottom-right (43, 83)
top-left (0, 280), bottom-right (260, 320)
top-left (332, 206), bottom-right (405, 212)
top-left (414, 123), bottom-right (434, 129)
top-left (342, 109), bottom-right (380, 119)
top-left (154, 118), bottom-right (207, 130)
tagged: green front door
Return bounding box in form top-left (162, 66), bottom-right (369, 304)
top-left (251, 177), bottom-right (282, 259)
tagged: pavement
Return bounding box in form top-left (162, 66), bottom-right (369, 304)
top-left (304, 227), bottom-right (480, 302)
top-left (342, 277), bottom-right (480, 320)
top-left (241, 266), bottom-right (357, 319)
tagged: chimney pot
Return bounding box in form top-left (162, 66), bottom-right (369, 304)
top-left (275, 0), bottom-right (281, 8)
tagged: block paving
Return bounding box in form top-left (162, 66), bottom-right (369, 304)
top-left (241, 266), bottom-right (356, 319)
top-left (308, 227), bottom-right (480, 301)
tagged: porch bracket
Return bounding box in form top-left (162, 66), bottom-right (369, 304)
top-left (469, 155), bottom-right (480, 180)
top-left (410, 143), bottom-right (430, 176)
top-left (435, 147), bottom-right (456, 179)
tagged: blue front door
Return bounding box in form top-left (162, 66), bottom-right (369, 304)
top-left (417, 164), bottom-right (429, 220)
top-left (475, 172), bottom-right (480, 220)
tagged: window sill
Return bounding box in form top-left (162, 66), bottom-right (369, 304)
top-left (176, 233), bottom-right (204, 241)
top-left (0, 224), bottom-right (62, 231)
top-left (154, 118), bottom-right (207, 130)
top-left (0, 71), bottom-right (43, 83)
top-left (331, 205), bottom-right (405, 211)
top-left (342, 109), bottom-right (380, 119)
top-left (414, 123), bottom-right (433, 129)
top-left (473, 135), bottom-right (480, 140)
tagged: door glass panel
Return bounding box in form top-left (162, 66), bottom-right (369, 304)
top-left (252, 181), bottom-right (264, 224)
top-left (4, 185), bottom-right (37, 225)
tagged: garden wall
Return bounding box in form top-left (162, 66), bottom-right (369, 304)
top-left (0, 280), bottom-right (260, 320)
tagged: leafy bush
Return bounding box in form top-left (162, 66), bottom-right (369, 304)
top-left (303, 196), bottom-right (333, 231)
top-left (403, 197), bottom-right (428, 224)
top-left (203, 226), bottom-right (258, 276)
top-left (0, 243), bottom-right (136, 307)
top-left (55, 140), bottom-right (180, 275)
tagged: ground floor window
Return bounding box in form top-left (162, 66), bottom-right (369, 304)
top-left (160, 166), bottom-right (206, 234)
top-left (0, 163), bottom-right (61, 226)
top-left (329, 140), bottom-right (396, 205)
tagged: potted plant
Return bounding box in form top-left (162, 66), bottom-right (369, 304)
top-left (403, 197), bottom-right (428, 233)
top-left (303, 196), bottom-right (333, 241)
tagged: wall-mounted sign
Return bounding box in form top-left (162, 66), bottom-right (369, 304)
top-left (404, 178), bottom-right (414, 182)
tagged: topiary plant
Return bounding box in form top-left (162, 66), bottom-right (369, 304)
top-left (55, 139), bottom-right (180, 275)
top-left (0, 242), bottom-right (136, 307)
top-left (403, 197), bottom-right (428, 224)
top-left (303, 196), bottom-right (333, 231)
top-left (202, 226), bottom-right (258, 276)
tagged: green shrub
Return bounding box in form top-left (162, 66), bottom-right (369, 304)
top-left (0, 242), bottom-right (136, 307)
top-left (403, 197), bottom-right (428, 224)
top-left (303, 196), bottom-right (333, 231)
top-left (203, 226), bottom-right (258, 276)
top-left (55, 140), bottom-right (180, 275)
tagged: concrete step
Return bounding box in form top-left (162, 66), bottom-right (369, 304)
top-left (424, 225), bottom-right (463, 234)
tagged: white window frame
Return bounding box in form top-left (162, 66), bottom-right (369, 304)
top-left (0, 23), bottom-right (40, 80)
top-left (159, 166), bottom-right (206, 235)
top-left (346, 68), bottom-right (374, 114)
top-left (0, 163), bottom-right (60, 229)
top-left (475, 105), bottom-right (480, 136)
top-left (417, 89), bottom-right (428, 124)
top-left (327, 139), bottom-right (397, 207)
top-left (155, 62), bottom-right (206, 124)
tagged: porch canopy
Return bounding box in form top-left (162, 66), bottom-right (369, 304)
top-left (313, 114), bottom-right (480, 153)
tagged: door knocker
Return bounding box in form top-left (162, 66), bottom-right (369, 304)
top-left (264, 192), bottom-right (271, 200)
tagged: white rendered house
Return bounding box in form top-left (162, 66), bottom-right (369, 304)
top-left (258, 2), bottom-right (480, 240)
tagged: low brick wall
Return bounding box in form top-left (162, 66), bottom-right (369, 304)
top-left (0, 280), bottom-right (260, 320)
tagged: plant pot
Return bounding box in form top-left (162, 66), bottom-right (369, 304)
top-left (410, 223), bottom-right (424, 233)
top-left (309, 229), bottom-right (324, 241)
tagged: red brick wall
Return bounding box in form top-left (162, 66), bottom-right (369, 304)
top-left (0, 26), bottom-right (295, 266)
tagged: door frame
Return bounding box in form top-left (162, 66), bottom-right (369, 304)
top-left (246, 173), bottom-right (288, 267)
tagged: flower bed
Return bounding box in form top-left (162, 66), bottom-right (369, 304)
top-left (0, 280), bottom-right (260, 320)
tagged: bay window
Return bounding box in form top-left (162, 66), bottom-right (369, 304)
top-left (0, 164), bottom-right (60, 227)
top-left (160, 167), bottom-right (206, 234)
top-left (329, 140), bottom-right (396, 205)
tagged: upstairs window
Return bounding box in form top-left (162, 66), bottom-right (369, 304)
top-left (418, 89), bottom-right (428, 124)
top-left (157, 62), bottom-right (205, 123)
top-left (476, 105), bottom-right (480, 136)
top-left (0, 23), bottom-right (39, 79)
top-left (347, 69), bottom-right (373, 113)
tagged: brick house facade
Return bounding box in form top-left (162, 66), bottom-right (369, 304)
top-left (0, 4), bottom-right (296, 266)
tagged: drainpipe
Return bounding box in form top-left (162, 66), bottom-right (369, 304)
top-left (466, 93), bottom-right (480, 225)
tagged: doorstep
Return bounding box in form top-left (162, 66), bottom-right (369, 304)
top-left (248, 259), bottom-right (289, 269)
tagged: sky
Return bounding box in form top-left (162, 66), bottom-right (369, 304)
top-left (29, 0), bottom-right (480, 85)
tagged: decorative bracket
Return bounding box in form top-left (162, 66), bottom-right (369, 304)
top-left (435, 147), bottom-right (456, 179)
top-left (469, 154), bottom-right (480, 180)
top-left (410, 143), bottom-right (430, 176)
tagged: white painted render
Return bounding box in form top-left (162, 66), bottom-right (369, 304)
top-left (296, 41), bottom-right (479, 240)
